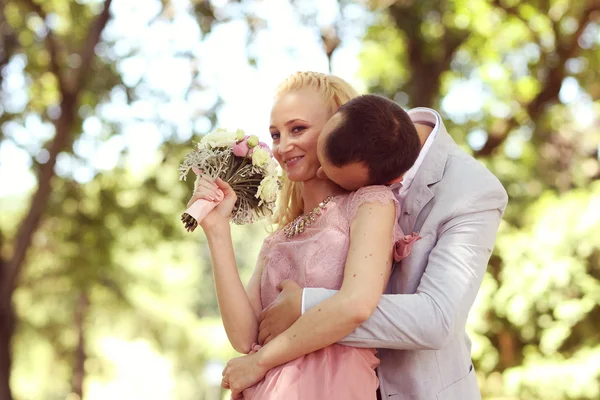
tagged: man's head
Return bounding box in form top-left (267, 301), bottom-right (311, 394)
top-left (317, 94), bottom-right (421, 191)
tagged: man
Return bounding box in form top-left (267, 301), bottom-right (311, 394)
top-left (256, 98), bottom-right (508, 399)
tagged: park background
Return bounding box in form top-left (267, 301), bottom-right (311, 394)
top-left (0, 0), bottom-right (599, 399)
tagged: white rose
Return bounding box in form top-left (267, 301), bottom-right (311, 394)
top-left (201, 129), bottom-right (238, 148)
top-left (251, 148), bottom-right (271, 167)
top-left (264, 159), bottom-right (279, 176)
top-left (256, 175), bottom-right (280, 204)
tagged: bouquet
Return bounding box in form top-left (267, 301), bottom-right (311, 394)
top-left (179, 129), bottom-right (281, 231)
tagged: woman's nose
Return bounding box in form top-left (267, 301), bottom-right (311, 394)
top-left (278, 135), bottom-right (293, 154)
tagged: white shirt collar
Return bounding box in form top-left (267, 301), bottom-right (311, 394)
top-left (392, 108), bottom-right (440, 197)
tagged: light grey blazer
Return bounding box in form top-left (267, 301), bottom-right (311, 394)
top-left (304, 110), bottom-right (508, 400)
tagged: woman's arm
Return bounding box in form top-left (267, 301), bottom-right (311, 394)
top-left (205, 224), bottom-right (263, 354)
top-left (253, 200), bottom-right (396, 371)
top-left (192, 175), bottom-right (263, 354)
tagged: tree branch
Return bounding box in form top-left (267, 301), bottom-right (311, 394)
top-left (491, 0), bottom-right (544, 46)
top-left (0, 97), bottom-right (73, 304)
top-left (73, 0), bottom-right (113, 94)
top-left (439, 28), bottom-right (469, 73)
top-left (0, 7), bottom-right (19, 90)
top-left (476, 0), bottom-right (600, 157)
top-left (19, 0), bottom-right (66, 94)
top-left (474, 116), bottom-right (520, 157)
top-left (0, 228), bottom-right (4, 274)
top-left (387, 2), bottom-right (470, 107)
top-left (0, 0), bottom-right (113, 304)
top-left (557, 1), bottom-right (598, 60)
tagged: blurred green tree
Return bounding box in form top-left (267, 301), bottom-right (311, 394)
top-left (0, 1), bottom-right (115, 398)
top-left (0, 0), bottom-right (232, 398)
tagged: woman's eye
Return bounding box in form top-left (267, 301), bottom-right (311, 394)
top-left (270, 132), bottom-right (280, 140)
top-left (291, 126), bottom-right (306, 134)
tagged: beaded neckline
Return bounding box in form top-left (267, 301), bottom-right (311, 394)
top-left (283, 196), bottom-right (333, 239)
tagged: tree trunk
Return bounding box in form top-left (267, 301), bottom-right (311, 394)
top-left (72, 292), bottom-right (89, 399)
top-left (0, 1), bottom-right (113, 398)
top-left (0, 89), bottom-right (77, 400)
top-left (0, 300), bottom-right (14, 400)
top-left (388, 3), bottom-right (469, 109)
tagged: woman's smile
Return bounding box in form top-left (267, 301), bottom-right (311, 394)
top-left (284, 155), bottom-right (304, 169)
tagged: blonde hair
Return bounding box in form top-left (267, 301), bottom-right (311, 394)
top-left (271, 71), bottom-right (360, 230)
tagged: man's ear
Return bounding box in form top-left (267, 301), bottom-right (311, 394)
top-left (387, 175), bottom-right (404, 185)
top-left (316, 166), bottom-right (328, 180)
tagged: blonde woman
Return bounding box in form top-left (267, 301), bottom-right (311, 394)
top-left (190, 72), bottom-right (419, 399)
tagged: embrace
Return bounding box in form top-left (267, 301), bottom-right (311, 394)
top-left (188, 72), bottom-right (508, 399)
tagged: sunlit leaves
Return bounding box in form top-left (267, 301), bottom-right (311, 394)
top-left (3, 2), bottom-right (23, 29)
top-left (472, 184), bottom-right (600, 397)
top-left (358, 1), bottom-right (600, 399)
top-left (358, 16), bottom-right (408, 93)
top-left (514, 75), bottom-right (541, 103)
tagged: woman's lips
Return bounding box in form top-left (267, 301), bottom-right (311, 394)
top-left (285, 156), bottom-right (304, 169)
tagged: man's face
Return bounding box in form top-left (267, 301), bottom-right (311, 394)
top-left (317, 112), bottom-right (371, 191)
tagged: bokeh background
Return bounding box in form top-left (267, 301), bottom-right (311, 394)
top-left (0, 0), bottom-right (599, 399)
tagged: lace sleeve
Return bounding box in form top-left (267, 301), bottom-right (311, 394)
top-left (346, 185), bottom-right (399, 225)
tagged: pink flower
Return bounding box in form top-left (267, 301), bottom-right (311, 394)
top-left (248, 142), bottom-right (273, 157)
top-left (258, 141), bottom-right (273, 156)
top-left (393, 232), bottom-right (421, 262)
top-left (232, 139), bottom-right (249, 157)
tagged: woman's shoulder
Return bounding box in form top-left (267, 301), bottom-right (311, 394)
top-left (346, 185), bottom-right (396, 205)
top-left (340, 185), bottom-right (397, 221)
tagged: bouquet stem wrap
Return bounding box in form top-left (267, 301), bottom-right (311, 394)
top-left (181, 189), bottom-right (224, 232)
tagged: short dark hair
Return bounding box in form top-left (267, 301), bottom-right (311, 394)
top-left (324, 94), bottom-right (421, 185)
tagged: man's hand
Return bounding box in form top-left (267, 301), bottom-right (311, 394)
top-left (258, 280), bottom-right (302, 345)
top-left (222, 352), bottom-right (268, 399)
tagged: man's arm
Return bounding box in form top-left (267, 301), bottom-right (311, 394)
top-left (304, 189), bottom-right (507, 350)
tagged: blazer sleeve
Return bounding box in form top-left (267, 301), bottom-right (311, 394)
top-left (303, 186), bottom-right (508, 350)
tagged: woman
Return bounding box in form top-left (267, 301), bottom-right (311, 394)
top-left (190, 72), bottom-right (404, 399)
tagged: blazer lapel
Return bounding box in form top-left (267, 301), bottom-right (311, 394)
top-left (400, 121), bottom-right (453, 234)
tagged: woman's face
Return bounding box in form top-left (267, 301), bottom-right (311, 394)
top-left (269, 89), bottom-right (332, 182)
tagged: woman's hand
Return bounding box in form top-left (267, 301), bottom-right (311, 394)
top-left (187, 168), bottom-right (237, 232)
top-left (222, 352), bottom-right (268, 399)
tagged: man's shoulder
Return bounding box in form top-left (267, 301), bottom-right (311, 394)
top-left (437, 144), bottom-right (508, 206)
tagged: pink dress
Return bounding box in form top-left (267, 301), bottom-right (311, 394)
top-left (243, 186), bottom-right (404, 400)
